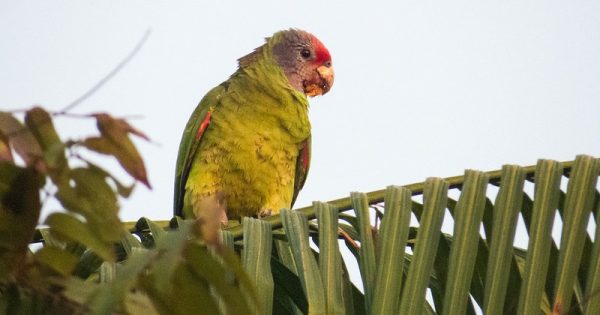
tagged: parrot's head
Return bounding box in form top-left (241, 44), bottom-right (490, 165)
top-left (239, 29), bottom-right (334, 97)
top-left (271, 29), bottom-right (334, 97)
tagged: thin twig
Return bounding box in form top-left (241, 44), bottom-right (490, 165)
top-left (58, 29), bottom-right (151, 114)
top-left (338, 227), bottom-right (360, 250)
top-left (52, 111), bottom-right (145, 120)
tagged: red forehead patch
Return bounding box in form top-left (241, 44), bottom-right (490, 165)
top-left (310, 35), bottom-right (331, 65)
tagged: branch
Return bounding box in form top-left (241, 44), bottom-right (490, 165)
top-left (58, 29), bottom-right (151, 114)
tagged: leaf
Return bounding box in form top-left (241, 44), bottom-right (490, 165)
top-left (114, 179), bottom-right (135, 198)
top-left (55, 167), bottom-right (124, 243)
top-left (442, 170), bottom-right (489, 315)
top-left (352, 192), bottom-right (376, 313)
top-left (553, 155), bottom-right (599, 314)
top-left (120, 231), bottom-right (143, 256)
top-left (45, 212), bottom-right (115, 262)
top-left (135, 217), bottom-right (167, 246)
top-left (187, 242), bottom-right (254, 315)
top-left (0, 164), bottom-right (43, 281)
top-left (242, 217), bottom-right (273, 315)
top-left (315, 202), bottom-right (345, 315)
top-left (93, 113), bottom-right (150, 141)
top-left (24, 107), bottom-right (60, 149)
top-left (24, 107), bottom-right (68, 181)
top-left (219, 244), bottom-right (260, 305)
top-left (139, 221), bottom-right (248, 315)
top-left (482, 165), bottom-right (526, 315)
top-left (50, 276), bottom-right (97, 306)
top-left (399, 178), bottom-right (448, 314)
top-left (124, 291), bottom-right (160, 315)
top-left (271, 256), bottom-right (308, 314)
top-left (0, 131), bottom-right (13, 162)
top-left (0, 111), bottom-right (43, 167)
top-left (372, 186), bottom-right (412, 315)
top-left (100, 262), bottom-right (117, 283)
top-left (83, 113), bottom-right (151, 188)
top-left (73, 250), bottom-right (105, 279)
top-left (34, 245), bottom-right (79, 276)
top-left (87, 162), bottom-right (136, 198)
top-left (71, 167), bottom-right (118, 216)
top-left (281, 209), bottom-right (327, 315)
top-left (146, 220), bottom-right (192, 293)
top-left (55, 180), bottom-right (93, 216)
top-left (37, 228), bottom-right (64, 248)
top-left (89, 249), bottom-right (155, 315)
top-left (156, 263), bottom-right (220, 315)
top-left (583, 194), bottom-right (600, 314)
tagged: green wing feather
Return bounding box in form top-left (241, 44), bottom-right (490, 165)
top-left (291, 136), bottom-right (310, 208)
top-left (173, 84), bottom-right (225, 217)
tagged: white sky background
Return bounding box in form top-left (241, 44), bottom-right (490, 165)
top-left (2, 1), bottom-right (600, 307)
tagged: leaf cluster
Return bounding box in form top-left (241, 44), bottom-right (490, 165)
top-left (0, 107), bottom-right (255, 314)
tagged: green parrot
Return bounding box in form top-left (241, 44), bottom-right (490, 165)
top-left (174, 29), bottom-right (334, 223)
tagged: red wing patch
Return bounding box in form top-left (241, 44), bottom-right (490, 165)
top-left (196, 111), bottom-right (212, 140)
top-left (301, 141), bottom-right (309, 170)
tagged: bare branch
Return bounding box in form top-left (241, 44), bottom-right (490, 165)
top-left (59, 29), bottom-right (151, 114)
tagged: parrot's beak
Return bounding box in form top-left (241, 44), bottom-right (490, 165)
top-left (304, 63), bottom-right (334, 97)
top-left (317, 64), bottom-right (334, 94)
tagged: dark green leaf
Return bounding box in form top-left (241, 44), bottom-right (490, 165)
top-left (242, 217), bottom-right (272, 314)
top-left (372, 186), bottom-right (412, 315)
top-left (483, 165), bottom-right (526, 315)
top-left (281, 209), bottom-right (326, 314)
top-left (164, 264), bottom-right (220, 315)
top-left (56, 167), bottom-right (123, 243)
top-left (35, 245), bottom-right (79, 276)
top-left (553, 155), bottom-right (599, 313)
top-left (399, 178), bottom-right (448, 314)
top-left (147, 221), bottom-right (191, 293)
top-left (45, 212), bottom-right (115, 262)
top-left (24, 107), bottom-right (68, 181)
top-left (271, 257), bottom-right (308, 313)
top-left (315, 202), bottom-right (345, 315)
top-left (123, 291), bottom-right (160, 315)
top-left (89, 249), bottom-right (154, 315)
top-left (352, 192), bottom-right (376, 314)
top-left (442, 170), bottom-right (489, 314)
top-left (0, 164), bottom-right (43, 281)
top-left (186, 243), bottom-right (253, 314)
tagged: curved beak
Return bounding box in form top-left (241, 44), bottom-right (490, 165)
top-left (304, 63), bottom-right (335, 97)
top-left (316, 64), bottom-right (334, 94)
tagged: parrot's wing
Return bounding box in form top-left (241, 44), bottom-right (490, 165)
top-left (173, 84), bottom-right (225, 217)
top-left (291, 136), bottom-right (311, 208)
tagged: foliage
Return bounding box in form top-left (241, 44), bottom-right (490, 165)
top-left (1, 106), bottom-right (599, 314)
top-left (0, 107), bottom-right (255, 314)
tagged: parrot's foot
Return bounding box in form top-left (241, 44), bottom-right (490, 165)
top-left (258, 209), bottom-right (272, 218)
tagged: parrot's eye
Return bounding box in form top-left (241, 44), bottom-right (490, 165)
top-left (300, 49), bottom-right (312, 59)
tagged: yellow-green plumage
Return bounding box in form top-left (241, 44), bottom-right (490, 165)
top-left (174, 30), bottom-right (321, 220)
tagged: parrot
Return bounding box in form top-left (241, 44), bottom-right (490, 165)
top-left (173, 29), bottom-right (334, 223)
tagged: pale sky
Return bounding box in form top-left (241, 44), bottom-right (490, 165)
top-left (2, 0), bottom-right (600, 274)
